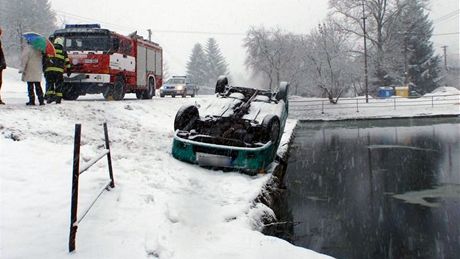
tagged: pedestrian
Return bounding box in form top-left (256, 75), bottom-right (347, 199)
top-left (0, 27), bottom-right (6, 105)
top-left (44, 37), bottom-right (70, 104)
top-left (20, 40), bottom-right (45, 106)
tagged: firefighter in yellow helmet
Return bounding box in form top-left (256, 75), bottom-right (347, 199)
top-left (44, 37), bottom-right (71, 104)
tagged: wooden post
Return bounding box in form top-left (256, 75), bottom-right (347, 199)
top-left (103, 123), bottom-right (115, 188)
top-left (69, 124), bottom-right (81, 252)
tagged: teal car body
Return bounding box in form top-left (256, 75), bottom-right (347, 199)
top-left (172, 82), bottom-right (289, 174)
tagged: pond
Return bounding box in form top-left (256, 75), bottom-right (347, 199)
top-left (266, 117), bottom-right (460, 259)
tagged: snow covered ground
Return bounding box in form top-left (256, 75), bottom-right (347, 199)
top-left (1, 66), bottom-right (458, 259)
top-left (290, 88), bottom-right (459, 120)
top-left (0, 67), bottom-right (330, 259)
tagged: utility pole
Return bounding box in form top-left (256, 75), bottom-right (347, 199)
top-left (442, 45), bottom-right (448, 70)
top-left (362, 1), bottom-right (369, 103)
top-left (147, 29), bottom-right (152, 42)
top-left (403, 33), bottom-right (409, 84)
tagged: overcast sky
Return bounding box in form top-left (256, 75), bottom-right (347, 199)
top-left (49, 0), bottom-right (459, 83)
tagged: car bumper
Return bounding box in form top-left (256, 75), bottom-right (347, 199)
top-left (160, 89), bottom-right (185, 95)
top-left (172, 131), bottom-right (276, 173)
top-left (64, 73), bottom-right (111, 84)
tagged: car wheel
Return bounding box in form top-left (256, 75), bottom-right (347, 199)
top-left (191, 90), bottom-right (195, 98)
top-left (142, 78), bottom-right (155, 99)
top-left (276, 82), bottom-right (289, 102)
top-left (172, 93), bottom-right (176, 98)
top-left (136, 92), bottom-right (143, 99)
top-left (112, 77), bottom-right (126, 101)
top-left (215, 76), bottom-right (228, 94)
top-left (174, 105), bottom-right (199, 131)
top-left (261, 115), bottom-right (280, 144)
top-left (160, 93), bottom-right (165, 98)
top-left (103, 85), bottom-right (113, 100)
top-left (62, 84), bottom-right (79, 100)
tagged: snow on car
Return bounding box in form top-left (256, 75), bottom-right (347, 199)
top-left (172, 76), bottom-right (289, 174)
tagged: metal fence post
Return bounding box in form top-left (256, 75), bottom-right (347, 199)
top-left (432, 96), bottom-right (434, 108)
top-left (356, 99), bottom-right (359, 113)
top-left (103, 123), bottom-right (115, 188)
top-left (321, 100), bottom-right (325, 114)
top-left (394, 98), bottom-right (396, 110)
top-left (69, 124), bottom-right (81, 252)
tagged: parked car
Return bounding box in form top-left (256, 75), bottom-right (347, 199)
top-left (160, 76), bottom-right (197, 97)
top-left (171, 76), bottom-right (289, 174)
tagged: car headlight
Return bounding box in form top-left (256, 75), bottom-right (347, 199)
top-left (176, 85), bottom-right (184, 90)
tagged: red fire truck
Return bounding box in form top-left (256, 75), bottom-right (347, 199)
top-left (51, 24), bottom-right (163, 100)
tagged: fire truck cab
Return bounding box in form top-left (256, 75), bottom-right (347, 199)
top-left (51, 24), bottom-right (163, 101)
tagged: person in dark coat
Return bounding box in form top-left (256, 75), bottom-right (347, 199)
top-left (44, 37), bottom-right (70, 104)
top-left (0, 27), bottom-right (6, 105)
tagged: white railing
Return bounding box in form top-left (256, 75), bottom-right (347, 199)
top-left (289, 94), bottom-right (460, 115)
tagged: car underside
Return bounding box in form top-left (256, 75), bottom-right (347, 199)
top-left (171, 77), bottom-right (289, 173)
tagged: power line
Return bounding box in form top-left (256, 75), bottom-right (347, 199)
top-left (433, 9), bottom-right (460, 23)
top-left (54, 9), bottom-right (245, 36)
top-left (432, 32), bottom-right (460, 36)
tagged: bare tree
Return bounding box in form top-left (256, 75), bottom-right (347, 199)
top-left (244, 27), bottom-right (299, 91)
top-left (329, 0), bottom-right (405, 87)
top-left (306, 22), bottom-right (361, 103)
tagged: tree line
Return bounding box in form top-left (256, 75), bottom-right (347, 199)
top-left (1, 0), bottom-right (451, 100)
top-left (244, 0), bottom-right (442, 101)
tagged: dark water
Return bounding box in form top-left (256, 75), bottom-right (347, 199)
top-left (268, 117), bottom-right (460, 259)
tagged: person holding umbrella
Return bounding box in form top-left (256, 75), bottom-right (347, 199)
top-left (0, 27), bottom-right (6, 105)
top-left (44, 37), bottom-right (70, 104)
top-left (19, 35), bottom-right (45, 106)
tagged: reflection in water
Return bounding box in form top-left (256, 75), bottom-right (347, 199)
top-left (267, 118), bottom-right (460, 259)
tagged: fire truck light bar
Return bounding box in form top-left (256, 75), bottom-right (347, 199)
top-left (65, 24), bottom-right (101, 29)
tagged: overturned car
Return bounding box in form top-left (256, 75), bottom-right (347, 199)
top-left (172, 77), bottom-right (289, 174)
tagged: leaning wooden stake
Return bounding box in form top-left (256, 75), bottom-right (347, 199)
top-left (104, 123), bottom-right (115, 188)
top-left (69, 124), bottom-right (81, 252)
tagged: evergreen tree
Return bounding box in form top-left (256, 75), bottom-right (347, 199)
top-left (204, 38), bottom-right (229, 85)
top-left (186, 43), bottom-right (207, 85)
top-left (390, 0), bottom-right (440, 93)
top-left (0, 0), bottom-right (57, 67)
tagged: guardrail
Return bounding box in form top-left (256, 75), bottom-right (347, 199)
top-left (69, 123), bottom-right (115, 252)
top-left (289, 94), bottom-right (460, 114)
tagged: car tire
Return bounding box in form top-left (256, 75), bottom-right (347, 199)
top-left (62, 84), bottom-right (79, 100)
top-left (191, 90), bottom-right (195, 98)
top-left (276, 82), bottom-right (289, 102)
top-left (103, 85), bottom-right (113, 100)
top-left (261, 115), bottom-right (280, 144)
top-left (215, 76), bottom-right (228, 94)
top-left (136, 92), bottom-right (143, 99)
top-left (160, 93), bottom-right (165, 98)
top-left (111, 77), bottom-right (126, 101)
top-left (174, 105), bottom-right (199, 131)
top-left (142, 77), bottom-right (155, 99)
top-left (172, 93), bottom-right (176, 98)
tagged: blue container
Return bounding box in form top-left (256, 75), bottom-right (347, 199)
top-left (377, 87), bottom-right (394, 98)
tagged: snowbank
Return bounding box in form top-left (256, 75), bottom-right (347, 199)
top-left (0, 67), bottom-right (329, 259)
top-left (424, 86), bottom-right (460, 96)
